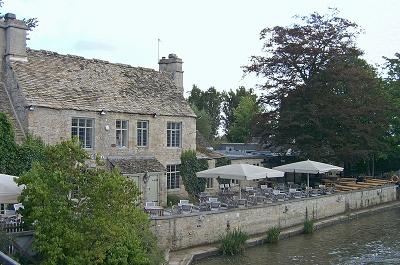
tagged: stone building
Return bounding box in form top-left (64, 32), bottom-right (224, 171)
top-left (0, 14), bottom-right (197, 206)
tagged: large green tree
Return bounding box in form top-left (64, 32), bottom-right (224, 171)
top-left (373, 53), bottom-right (400, 174)
top-left (188, 85), bottom-right (222, 137)
top-left (191, 105), bottom-right (213, 141)
top-left (228, 96), bottom-right (261, 143)
top-left (245, 10), bottom-right (392, 172)
top-left (221, 86), bottom-right (258, 138)
top-left (17, 139), bottom-right (163, 265)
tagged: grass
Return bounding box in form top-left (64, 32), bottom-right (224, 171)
top-left (303, 219), bottom-right (314, 234)
top-left (219, 229), bottom-right (249, 256)
top-left (266, 227), bottom-right (281, 243)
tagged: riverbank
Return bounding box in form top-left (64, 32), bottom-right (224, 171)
top-left (169, 198), bottom-right (400, 265)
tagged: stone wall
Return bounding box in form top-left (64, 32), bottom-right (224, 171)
top-left (151, 185), bottom-right (397, 251)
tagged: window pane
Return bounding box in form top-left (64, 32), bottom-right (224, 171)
top-left (72, 118), bottom-right (78, 127)
top-left (86, 119), bottom-right (93, 127)
top-left (143, 130), bottom-right (147, 146)
top-left (122, 130), bottom-right (128, 147)
top-left (86, 128), bottom-right (92, 148)
top-left (79, 128), bottom-right (85, 142)
top-left (71, 127), bottom-right (77, 136)
top-left (137, 130), bottom-right (142, 146)
top-left (116, 130), bottom-right (121, 147)
top-left (79, 119), bottom-right (85, 127)
top-left (116, 120), bottom-right (121, 129)
top-left (122, 120), bottom-right (128, 129)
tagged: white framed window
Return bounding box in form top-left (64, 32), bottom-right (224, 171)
top-left (116, 120), bottom-right (129, 148)
top-left (0, 203), bottom-right (5, 215)
top-left (71, 118), bottom-right (94, 149)
top-left (167, 164), bottom-right (180, 190)
top-left (206, 178), bottom-right (213, 189)
top-left (167, 122), bottom-right (182, 148)
top-left (137, 120), bottom-right (149, 147)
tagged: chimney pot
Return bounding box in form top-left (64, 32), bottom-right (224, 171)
top-left (168, 53), bottom-right (177, 59)
top-left (5, 13), bottom-right (16, 20)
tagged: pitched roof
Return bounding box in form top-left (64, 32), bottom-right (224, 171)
top-left (10, 49), bottom-right (195, 117)
top-left (108, 157), bottom-right (166, 174)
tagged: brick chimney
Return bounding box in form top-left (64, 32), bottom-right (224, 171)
top-left (159, 53), bottom-right (183, 94)
top-left (0, 13), bottom-right (28, 63)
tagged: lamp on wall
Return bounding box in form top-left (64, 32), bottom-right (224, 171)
top-left (100, 109), bottom-right (106, 115)
top-left (26, 105), bottom-right (34, 111)
top-left (153, 113), bottom-right (159, 118)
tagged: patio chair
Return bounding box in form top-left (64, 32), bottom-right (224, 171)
top-left (277, 183), bottom-right (285, 191)
top-left (310, 189), bottom-right (320, 197)
top-left (179, 199), bottom-right (190, 205)
top-left (210, 201), bottom-right (221, 211)
top-left (198, 203), bottom-right (210, 212)
top-left (245, 186), bottom-right (254, 191)
top-left (224, 183), bottom-right (230, 190)
top-left (145, 202), bottom-right (156, 207)
top-left (219, 184), bottom-right (226, 192)
top-left (277, 193), bottom-right (286, 202)
top-left (272, 189), bottom-right (280, 196)
top-left (181, 204), bottom-right (193, 214)
top-left (237, 198), bottom-right (247, 207)
top-left (293, 191), bottom-right (302, 199)
top-left (208, 197), bottom-right (219, 203)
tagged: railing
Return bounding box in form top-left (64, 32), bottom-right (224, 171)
top-left (0, 222), bottom-right (24, 234)
top-left (0, 251), bottom-right (20, 265)
top-left (0, 219), bottom-right (24, 234)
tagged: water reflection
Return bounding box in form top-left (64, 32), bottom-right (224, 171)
top-left (194, 208), bottom-right (400, 265)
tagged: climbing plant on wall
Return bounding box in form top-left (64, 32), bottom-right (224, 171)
top-left (180, 150), bottom-right (208, 197)
top-left (0, 112), bottom-right (18, 175)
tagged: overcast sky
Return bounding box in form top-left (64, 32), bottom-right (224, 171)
top-left (5, 0), bottom-right (400, 97)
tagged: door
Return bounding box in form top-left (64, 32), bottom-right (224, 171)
top-left (146, 174), bottom-right (159, 203)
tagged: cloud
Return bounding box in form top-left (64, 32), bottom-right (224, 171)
top-left (74, 40), bottom-right (116, 52)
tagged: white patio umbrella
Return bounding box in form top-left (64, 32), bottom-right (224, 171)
top-left (273, 159), bottom-right (344, 187)
top-left (0, 174), bottom-right (23, 204)
top-left (196, 164), bottom-right (284, 198)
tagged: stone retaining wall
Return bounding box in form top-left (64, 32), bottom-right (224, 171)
top-left (151, 185), bottom-right (397, 251)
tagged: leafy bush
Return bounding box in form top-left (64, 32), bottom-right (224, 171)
top-left (303, 219), bottom-right (314, 234)
top-left (167, 194), bottom-right (181, 207)
top-left (266, 227), bottom-right (281, 243)
top-left (219, 229), bottom-right (249, 256)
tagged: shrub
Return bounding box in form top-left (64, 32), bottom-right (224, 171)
top-left (167, 194), bottom-right (181, 207)
top-left (219, 229), bottom-right (249, 256)
top-left (303, 219), bottom-right (314, 234)
top-left (266, 227), bottom-right (281, 243)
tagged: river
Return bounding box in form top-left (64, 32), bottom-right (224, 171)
top-left (193, 207), bottom-right (400, 265)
